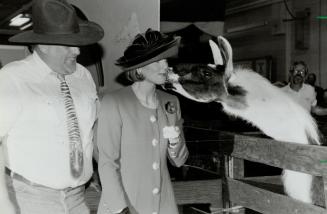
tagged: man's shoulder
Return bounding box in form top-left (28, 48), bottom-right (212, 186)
top-left (76, 63), bottom-right (92, 77)
top-left (302, 83), bottom-right (315, 93)
top-left (75, 63), bottom-right (97, 89)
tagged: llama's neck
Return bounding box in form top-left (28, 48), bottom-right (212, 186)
top-left (221, 69), bottom-right (320, 145)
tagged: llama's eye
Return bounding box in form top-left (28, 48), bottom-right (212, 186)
top-left (202, 70), bottom-right (212, 79)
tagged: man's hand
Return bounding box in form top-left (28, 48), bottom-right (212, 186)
top-left (0, 143), bottom-right (15, 214)
top-left (0, 197), bottom-right (16, 214)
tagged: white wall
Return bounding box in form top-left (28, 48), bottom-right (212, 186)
top-left (0, 45), bottom-right (28, 67)
top-left (69, 0), bottom-right (160, 93)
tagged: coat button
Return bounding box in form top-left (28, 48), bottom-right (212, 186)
top-left (152, 212), bottom-right (158, 214)
top-left (152, 188), bottom-right (160, 195)
top-left (152, 162), bottom-right (159, 170)
top-left (152, 139), bottom-right (158, 146)
top-left (150, 115), bottom-right (157, 122)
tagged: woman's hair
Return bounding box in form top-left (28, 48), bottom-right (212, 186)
top-left (126, 69), bottom-right (145, 82)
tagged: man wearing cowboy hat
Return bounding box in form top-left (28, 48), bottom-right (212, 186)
top-left (0, 0), bottom-right (104, 213)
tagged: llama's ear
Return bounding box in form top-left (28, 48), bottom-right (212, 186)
top-left (209, 40), bottom-right (224, 65)
top-left (218, 36), bottom-right (233, 74)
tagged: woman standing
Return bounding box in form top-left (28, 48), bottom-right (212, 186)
top-left (97, 29), bottom-right (189, 214)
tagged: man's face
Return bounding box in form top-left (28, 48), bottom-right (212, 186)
top-left (291, 64), bottom-right (307, 85)
top-left (40, 45), bottom-right (80, 75)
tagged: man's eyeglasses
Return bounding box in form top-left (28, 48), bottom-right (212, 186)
top-left (292, 69), bottom-right (306, 76)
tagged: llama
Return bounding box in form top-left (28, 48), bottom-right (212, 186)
top-left (166, 36), bottom-right (321, 203)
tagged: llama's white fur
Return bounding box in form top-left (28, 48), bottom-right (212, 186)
top-left (224, 68), bottom-right (319, 146)
top-left (169, 37), bottom-right (320, 203)
top-left (224, 68), bottom-right (319, 203)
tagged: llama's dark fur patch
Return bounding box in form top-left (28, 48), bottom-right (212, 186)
top-left (227, 85), bottom-right (247, 97)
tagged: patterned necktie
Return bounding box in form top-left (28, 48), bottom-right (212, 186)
top-left (57, 74), bottom-right (83, 178)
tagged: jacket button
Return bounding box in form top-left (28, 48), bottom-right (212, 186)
top-left (152, 212), bottom-right (158, 214)
top-left (152, 188), bottom-right (160, 195)
top-left (152, 139), bottom-right (158, 146)
top-left (152, 162), bottom-right (159, 170)
top-left (150, 115), bottom-right (157, 122)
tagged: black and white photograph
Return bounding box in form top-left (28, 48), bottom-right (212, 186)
top-left (0, 0), bottom-right (327, 214)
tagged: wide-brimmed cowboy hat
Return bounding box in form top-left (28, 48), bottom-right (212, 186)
top-left (116, 28), bottom-right (180, 71)
top-left (9, 0), bottom-right (104, 46)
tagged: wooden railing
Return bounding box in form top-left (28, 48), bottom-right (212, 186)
top-left (220, 132), bottom-right (327, 214)
top-left (173, 129), bottom-right (327, 213)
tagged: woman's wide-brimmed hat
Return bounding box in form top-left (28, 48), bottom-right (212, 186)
top-left (116, 28), bottom-right (180, 71)
top-left (9, 0), bottom-right (104, 46)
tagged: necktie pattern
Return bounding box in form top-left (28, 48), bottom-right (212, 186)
top-left (57, 74), bottom-right (83, 178)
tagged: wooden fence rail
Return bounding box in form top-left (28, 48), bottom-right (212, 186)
top-left (173, 128), bottom-right (327, 213)
top-left (220, 132), bottom-right (327, 214)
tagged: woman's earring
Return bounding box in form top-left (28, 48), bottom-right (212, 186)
top-left (127, 69), bottom-right (145, 82)
top-left (135, 69), bottom-right (145, 81)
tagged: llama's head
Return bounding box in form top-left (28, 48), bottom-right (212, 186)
top-left (166, 36), bottom-right (235, 103)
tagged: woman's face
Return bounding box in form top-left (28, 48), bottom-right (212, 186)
top-left (141, 59), bottom-right (168, 85)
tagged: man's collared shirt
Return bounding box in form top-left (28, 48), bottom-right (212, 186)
top-left (281, 83), bottom-right (317, 112)
top-left (0, 51), bottom-right (98, 189)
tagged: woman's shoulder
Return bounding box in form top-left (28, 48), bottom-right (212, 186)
top-left (102, 86), bottom-right (133, 103)
top-left (157, 89), bottom-right (178, 100)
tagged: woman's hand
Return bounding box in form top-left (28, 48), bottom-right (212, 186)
top-left (163, 126), bottom-right (181, 152)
